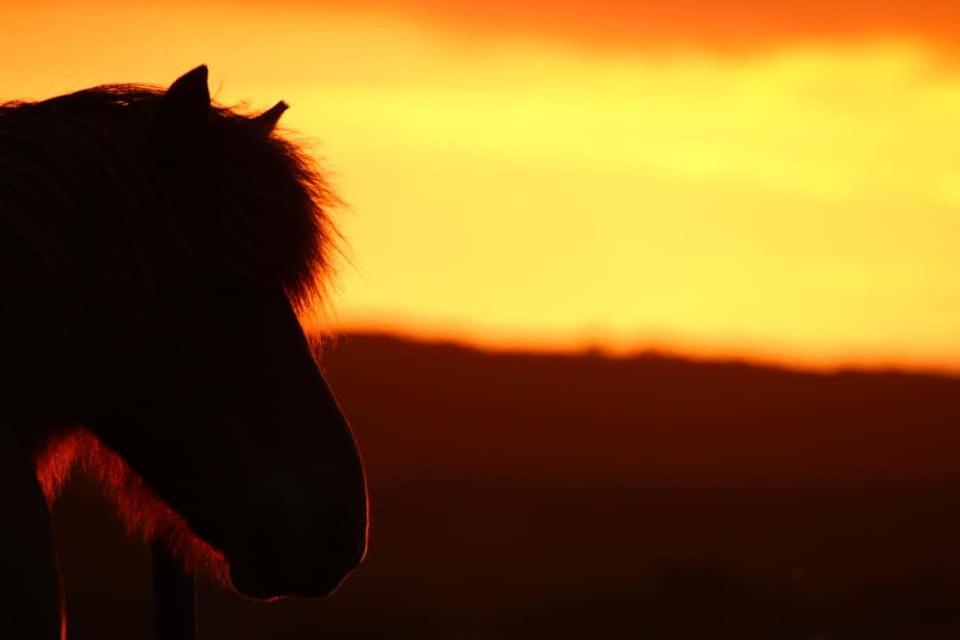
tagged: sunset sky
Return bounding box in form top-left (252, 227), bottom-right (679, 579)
top-left (7, 1), bottom-right (960, 369)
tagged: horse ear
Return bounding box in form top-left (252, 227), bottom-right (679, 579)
top-left (251, 101), bottom-right (288, 135)
top-left (157, 65), bottom-right (210, 136)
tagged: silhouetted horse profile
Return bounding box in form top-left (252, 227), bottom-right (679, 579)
top-left (0, 66), bottom-right (368, 638)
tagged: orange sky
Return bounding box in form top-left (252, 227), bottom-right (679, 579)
top-left (7, 1), bottom-right (960, 370)
top-left (242, 0), bottom-right (960, 55)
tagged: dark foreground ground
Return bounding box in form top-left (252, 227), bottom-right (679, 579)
top-left (55, 333), bottom-right (960, 639)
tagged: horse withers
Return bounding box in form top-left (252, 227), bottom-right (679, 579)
top-left (0, 66), bottom-right (368, 637)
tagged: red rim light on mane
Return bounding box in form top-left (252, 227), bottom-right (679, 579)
top-left (36, 428), bottom-right (229, 584)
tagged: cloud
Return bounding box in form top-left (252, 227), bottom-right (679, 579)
top-left (278, 0), bottom-right (960, 55)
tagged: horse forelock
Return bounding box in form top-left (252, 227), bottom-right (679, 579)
top-left (0, 82), bottom-right (338, 312)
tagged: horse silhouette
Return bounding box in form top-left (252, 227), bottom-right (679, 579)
top-left (0, 66), bottom-right (368, 638)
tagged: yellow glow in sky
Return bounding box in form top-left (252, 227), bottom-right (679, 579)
top-left (6, 4), bottom-right (960, 369)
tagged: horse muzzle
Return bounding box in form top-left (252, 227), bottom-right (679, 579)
top-left (226, 514), bottom-right (367, 600)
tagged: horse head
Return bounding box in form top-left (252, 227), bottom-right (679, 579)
top-left (65, 66), bottom-right (369, 600)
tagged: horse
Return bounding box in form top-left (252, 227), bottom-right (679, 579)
top-left (0, 66), bottom-right (368, 638)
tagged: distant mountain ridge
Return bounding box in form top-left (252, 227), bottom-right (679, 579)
top-left (323, 332), bottom-right (960, 483)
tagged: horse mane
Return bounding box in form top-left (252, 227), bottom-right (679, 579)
top-left (36, 427), bottom-right (228, 582)
top-left (0, 81), bottom-right (339, 311)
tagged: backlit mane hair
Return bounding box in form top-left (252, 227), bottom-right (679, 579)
top-left (0, 73), bottom-right (338, 312)
top-left (36, 427), bottom-right (229, 582)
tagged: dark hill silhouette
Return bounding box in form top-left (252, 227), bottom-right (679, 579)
top-left (55, 333), bottom-right (960, 639)
top-left (324, 333), bottom-right (960, 483)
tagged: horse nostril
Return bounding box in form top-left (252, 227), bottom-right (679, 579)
top-left (347, 528), bottom-right (367, 569)
top-left (337, 520), bottom-right (366, 561)
top-left (321, 507), bottom-right (367, 572)
top-left (352, 535), bottom-right (367, 565)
